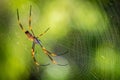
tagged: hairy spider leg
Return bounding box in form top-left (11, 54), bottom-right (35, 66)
top-left (40, 45), bottom-right (68, 66)
top-left (37, 27), bottom-right (50, 38)
top-left (32, 37), bottom-right (57, 65)
top-left (38, 43), bottom-right (68, 66)
top-left (33, 39), bottom-right (57, 64)
top-left (41, 46), bottom-right (57, 64)
top-left (32, 42), bottom-right (39, 65)
top-left (17, 9), bottom-right (25, 32)
top-left (32, 38), bottom-right (50, 66)
top-left (47, 55), bottom-right (57, 64)
top-left (29, 5), bottom-right (35, 35)
top-left (41, 46), bottom-right (57, 57)
top-left (17, 9), bottom-right (33, 39)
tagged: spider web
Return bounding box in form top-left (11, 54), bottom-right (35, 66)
top-left (0, 0), bottom-right (120, 80)
top-left (28, 1), bottom-right (120, 80)
top-left (45, 1), bottom-right (120, 80)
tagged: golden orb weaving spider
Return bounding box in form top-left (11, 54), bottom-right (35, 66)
top-left (17, 5), bottom-right (67, 66)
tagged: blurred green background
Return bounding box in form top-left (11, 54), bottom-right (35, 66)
top-left (0, 0), bottom-right (120, 80)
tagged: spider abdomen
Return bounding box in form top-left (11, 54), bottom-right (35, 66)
top-left (33, 38), bottom-right (41, 44)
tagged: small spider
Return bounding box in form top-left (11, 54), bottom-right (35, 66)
top-left (17, 5), bottom-right (67, 66)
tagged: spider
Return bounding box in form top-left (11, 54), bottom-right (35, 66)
top-left (17, 5), bottom-right (67, 66)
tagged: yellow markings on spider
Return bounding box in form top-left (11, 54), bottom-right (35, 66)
top-left (17, 5), bottom-right (67, 66)
top-left (52, 60), bottom-right (57, 64)
top-left (51, 53), bottom-right (57, 57)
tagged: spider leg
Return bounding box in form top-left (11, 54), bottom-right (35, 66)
top-left (17, 9), bottom-right (25, 32)
top-left (29, 5), bottom-right (35, 35)
top-left (32, 42), bottom-right (50, 66)
top-left (47, 55), bottom-right (57, 64)
top-left (38, 45), bottom-right (57, 64)
top-left (41, 47), bottom-right (57, 57)
top-left (57, 63), bottom-right (68, 66)
top-left (42, 47), bottom-right (68, 66)
top-left (37, 27), bottom-right (50, 38)
top-left (38, 44), bottom-right (68, 66)
top-left (41, 46), bottom-right (68, 56)
top-left (32, 42), bottom-right (39, 66)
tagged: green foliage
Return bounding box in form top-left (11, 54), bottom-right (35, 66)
top-left (0, 0), bottom-right (120, 80)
